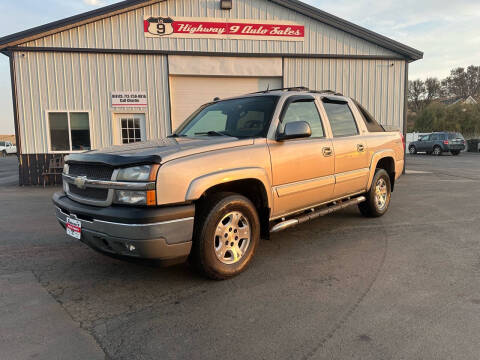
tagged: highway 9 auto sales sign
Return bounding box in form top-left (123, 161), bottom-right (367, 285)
top-left (144, 16), bottom-right (305, 41)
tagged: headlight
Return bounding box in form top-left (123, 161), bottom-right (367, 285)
top-left (113, 190), bottom-right (157, 206)
top-left (117, 165), bottom-right (152, 182)
top-left (114, 190), bottom-right (148, 205)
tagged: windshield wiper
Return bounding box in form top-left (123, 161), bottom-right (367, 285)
top-left (194, 131), bottom-right (234, 137)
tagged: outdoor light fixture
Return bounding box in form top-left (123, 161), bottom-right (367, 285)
top-left (220, 0), bottom-right (232, 10)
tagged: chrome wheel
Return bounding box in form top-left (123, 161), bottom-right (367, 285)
top-left (375, 178), bottom-right (388, 211)
top-left (214, 211), bottom-right (251, 265)
top-left (409, 146), bottom-right (416, 154)
top-left (433, 147), bottom-right (441, 156)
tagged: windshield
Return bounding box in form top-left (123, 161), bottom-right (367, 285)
top-left (176, 96), bottom-right (279, 138)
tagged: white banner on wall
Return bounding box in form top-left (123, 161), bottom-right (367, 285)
top-left (111, 92), bottom-right (148, 107)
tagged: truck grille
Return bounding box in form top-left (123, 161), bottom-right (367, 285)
top-left (69, 164), bottom-right (114, 181)
top-left (68, 185), bottom-right (109, 201)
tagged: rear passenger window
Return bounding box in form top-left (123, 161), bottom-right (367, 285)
top-left (323, 100), bottom-right (359, 137)
top-left (280, 100), bottom-right (324, 138)
top-left (353, 101), bottom-right (385, 133)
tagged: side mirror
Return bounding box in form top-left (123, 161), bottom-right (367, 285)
top-left (277, 121), bottom-right (312, 141)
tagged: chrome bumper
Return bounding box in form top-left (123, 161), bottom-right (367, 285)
top-left (54, 204), bottom-right (194, 261)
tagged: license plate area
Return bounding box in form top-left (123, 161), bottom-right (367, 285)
top-left (66, 216), bottom-right (82, 240)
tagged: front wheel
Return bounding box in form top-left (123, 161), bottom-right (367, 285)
top-left (359, 169), bottom-right (391, 218)
top-left (409, 145), bottom-right (417, 154)
top-left (190, 193), bottom-right (260, 280)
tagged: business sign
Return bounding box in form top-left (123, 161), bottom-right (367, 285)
top-left (144, 16), bottom-right (304, 41)
top-left (111, 92), bottom-right (148, 107)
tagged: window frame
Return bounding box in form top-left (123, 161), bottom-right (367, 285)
top-left (321, 98), bottom-right (360, 138)
top-left (46, 110), bottom-right (92, 154)
top-left (277, 95), bottom-right (326, 140)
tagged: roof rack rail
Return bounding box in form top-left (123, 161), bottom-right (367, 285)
top-left (310, 89), bottom-right (344, 96)
top-left (250, 86), bottom-right (310, 94)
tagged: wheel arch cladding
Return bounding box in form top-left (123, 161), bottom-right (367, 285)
top-left (196, 179), bottom-right (271, 240)
top-left (375, 157), bottom-right (396, 191)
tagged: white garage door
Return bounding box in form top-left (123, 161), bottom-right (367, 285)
top-left (169, 76), bottom-right (282, 131)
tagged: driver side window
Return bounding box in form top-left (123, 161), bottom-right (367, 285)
top-left (280, 100), bottom-right (324, 138)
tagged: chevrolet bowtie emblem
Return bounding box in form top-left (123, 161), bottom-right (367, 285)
top-left (74, 176), bottom-right (88, 190)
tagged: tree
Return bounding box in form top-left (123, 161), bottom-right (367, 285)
top-left (442, 66), bottom-right (480, 98)
top-left (424, 77), bottom-right (441, 102)
top-left (408, 79), bottom-right (425, 112)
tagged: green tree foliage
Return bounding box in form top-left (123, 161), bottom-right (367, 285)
top-left (414, 103), bottom-right (480, 137)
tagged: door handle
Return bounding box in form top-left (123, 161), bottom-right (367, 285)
top-left (322, 147), bottom-right (333, 157)
top-left (357, 144), bottom-right (365, 152)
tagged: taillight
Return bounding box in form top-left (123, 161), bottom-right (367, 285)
top-left (443, 140), bottom-right (449, 145)
top-left (401, 133), bottom-right (406, 151)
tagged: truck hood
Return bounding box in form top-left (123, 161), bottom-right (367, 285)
top-left (65, 137), bottom-right (254, 167)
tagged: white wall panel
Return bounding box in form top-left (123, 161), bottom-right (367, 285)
top-left (14, 51), bottom-right (170, 154)
top-left (23, 0), bottom-right (398, 57)
top-left (284, 58), bottom-right (406, 130)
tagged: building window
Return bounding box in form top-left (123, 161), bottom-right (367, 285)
top-left (121, 118), bottom-right (143, 144)
top-left (49, 112), bottom-right (91, 152)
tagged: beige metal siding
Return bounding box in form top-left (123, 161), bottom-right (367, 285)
top-left (23, 0), bottom-right (397, 57)
top-left (14, 51), bottom-right (170, 154)
top-left (169, 76), bottom-right (282, 129)
top-left (284, 58), bottom-right (406, 129)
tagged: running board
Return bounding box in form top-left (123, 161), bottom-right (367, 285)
top-left (270, 196), bottom-right (367, 233)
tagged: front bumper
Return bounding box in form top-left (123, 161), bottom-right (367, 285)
top-left (53, 192), bottom-right (194, 261)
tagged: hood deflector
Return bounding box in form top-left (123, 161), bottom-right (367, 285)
top-left (66, 153), bottom-right (162, 167)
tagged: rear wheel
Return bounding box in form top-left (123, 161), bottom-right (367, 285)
top-left (409, 145), bottom-right (417, 154)
top-left (1, 150), bottom-right (6, 158)
top-left (451, 150), bottom-right (460, 156)
top-left (359, 169), bottom-right (391, 218)
top-left (432, 146), bottom-right (442, 156)
top-left (190, 193), bottom-right (260, 280)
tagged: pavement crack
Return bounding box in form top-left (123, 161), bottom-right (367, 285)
top-left (300, 223), bottom-right (389, 360)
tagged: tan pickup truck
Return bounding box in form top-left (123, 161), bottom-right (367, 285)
top-left (53, 88), bottom-right (405, 279)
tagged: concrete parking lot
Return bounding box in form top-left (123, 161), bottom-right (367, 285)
top-left (1, 153), bottom-right (480, 360)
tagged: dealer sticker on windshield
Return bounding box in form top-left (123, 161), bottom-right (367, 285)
top-left (66, 217), bottom-right (82, 240)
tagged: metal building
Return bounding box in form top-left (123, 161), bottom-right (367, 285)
top-left (0, 0), bottom-right (422, 185)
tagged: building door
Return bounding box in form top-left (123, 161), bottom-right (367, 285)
top-left (113, 113), bottom-right (146, 145)
top-left (169, 76), bottom-right (282, 131)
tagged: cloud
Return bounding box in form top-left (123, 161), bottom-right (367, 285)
top-left (307, 0), bottom-right (480, 80)
top-left (83, 0), bottom-right (102, 5)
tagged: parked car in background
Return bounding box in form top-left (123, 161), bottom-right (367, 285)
top-left (0, 141), bottom-right (17, 157)
top-left (408, 132), bottom-right (465, 156)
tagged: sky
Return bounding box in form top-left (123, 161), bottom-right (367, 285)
top-left (0, 0), bottom-right (479, 134)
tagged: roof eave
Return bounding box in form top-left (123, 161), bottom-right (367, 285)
top-left (0, 0), bottom-right (423, 61)
top-left (270, 0), bottom-right (423, 61)
top-left (0, 0), bottom-right (159, 50)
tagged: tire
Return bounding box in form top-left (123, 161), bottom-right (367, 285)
top-left (409, 145), bottom-right (417, 154)
top-left (190, 192), bottom-right (260, 280)
top-left (451, 150), bottom-right (460, 156)
top-left (432, 146), bottom-right (442, 156)
top-left (359, 169), bottom-right (391, 218)
top-left (1, 150), bottom-right (6, 158)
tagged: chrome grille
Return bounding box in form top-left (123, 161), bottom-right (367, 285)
top-left (69, 164), bottom-right (114, 181)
